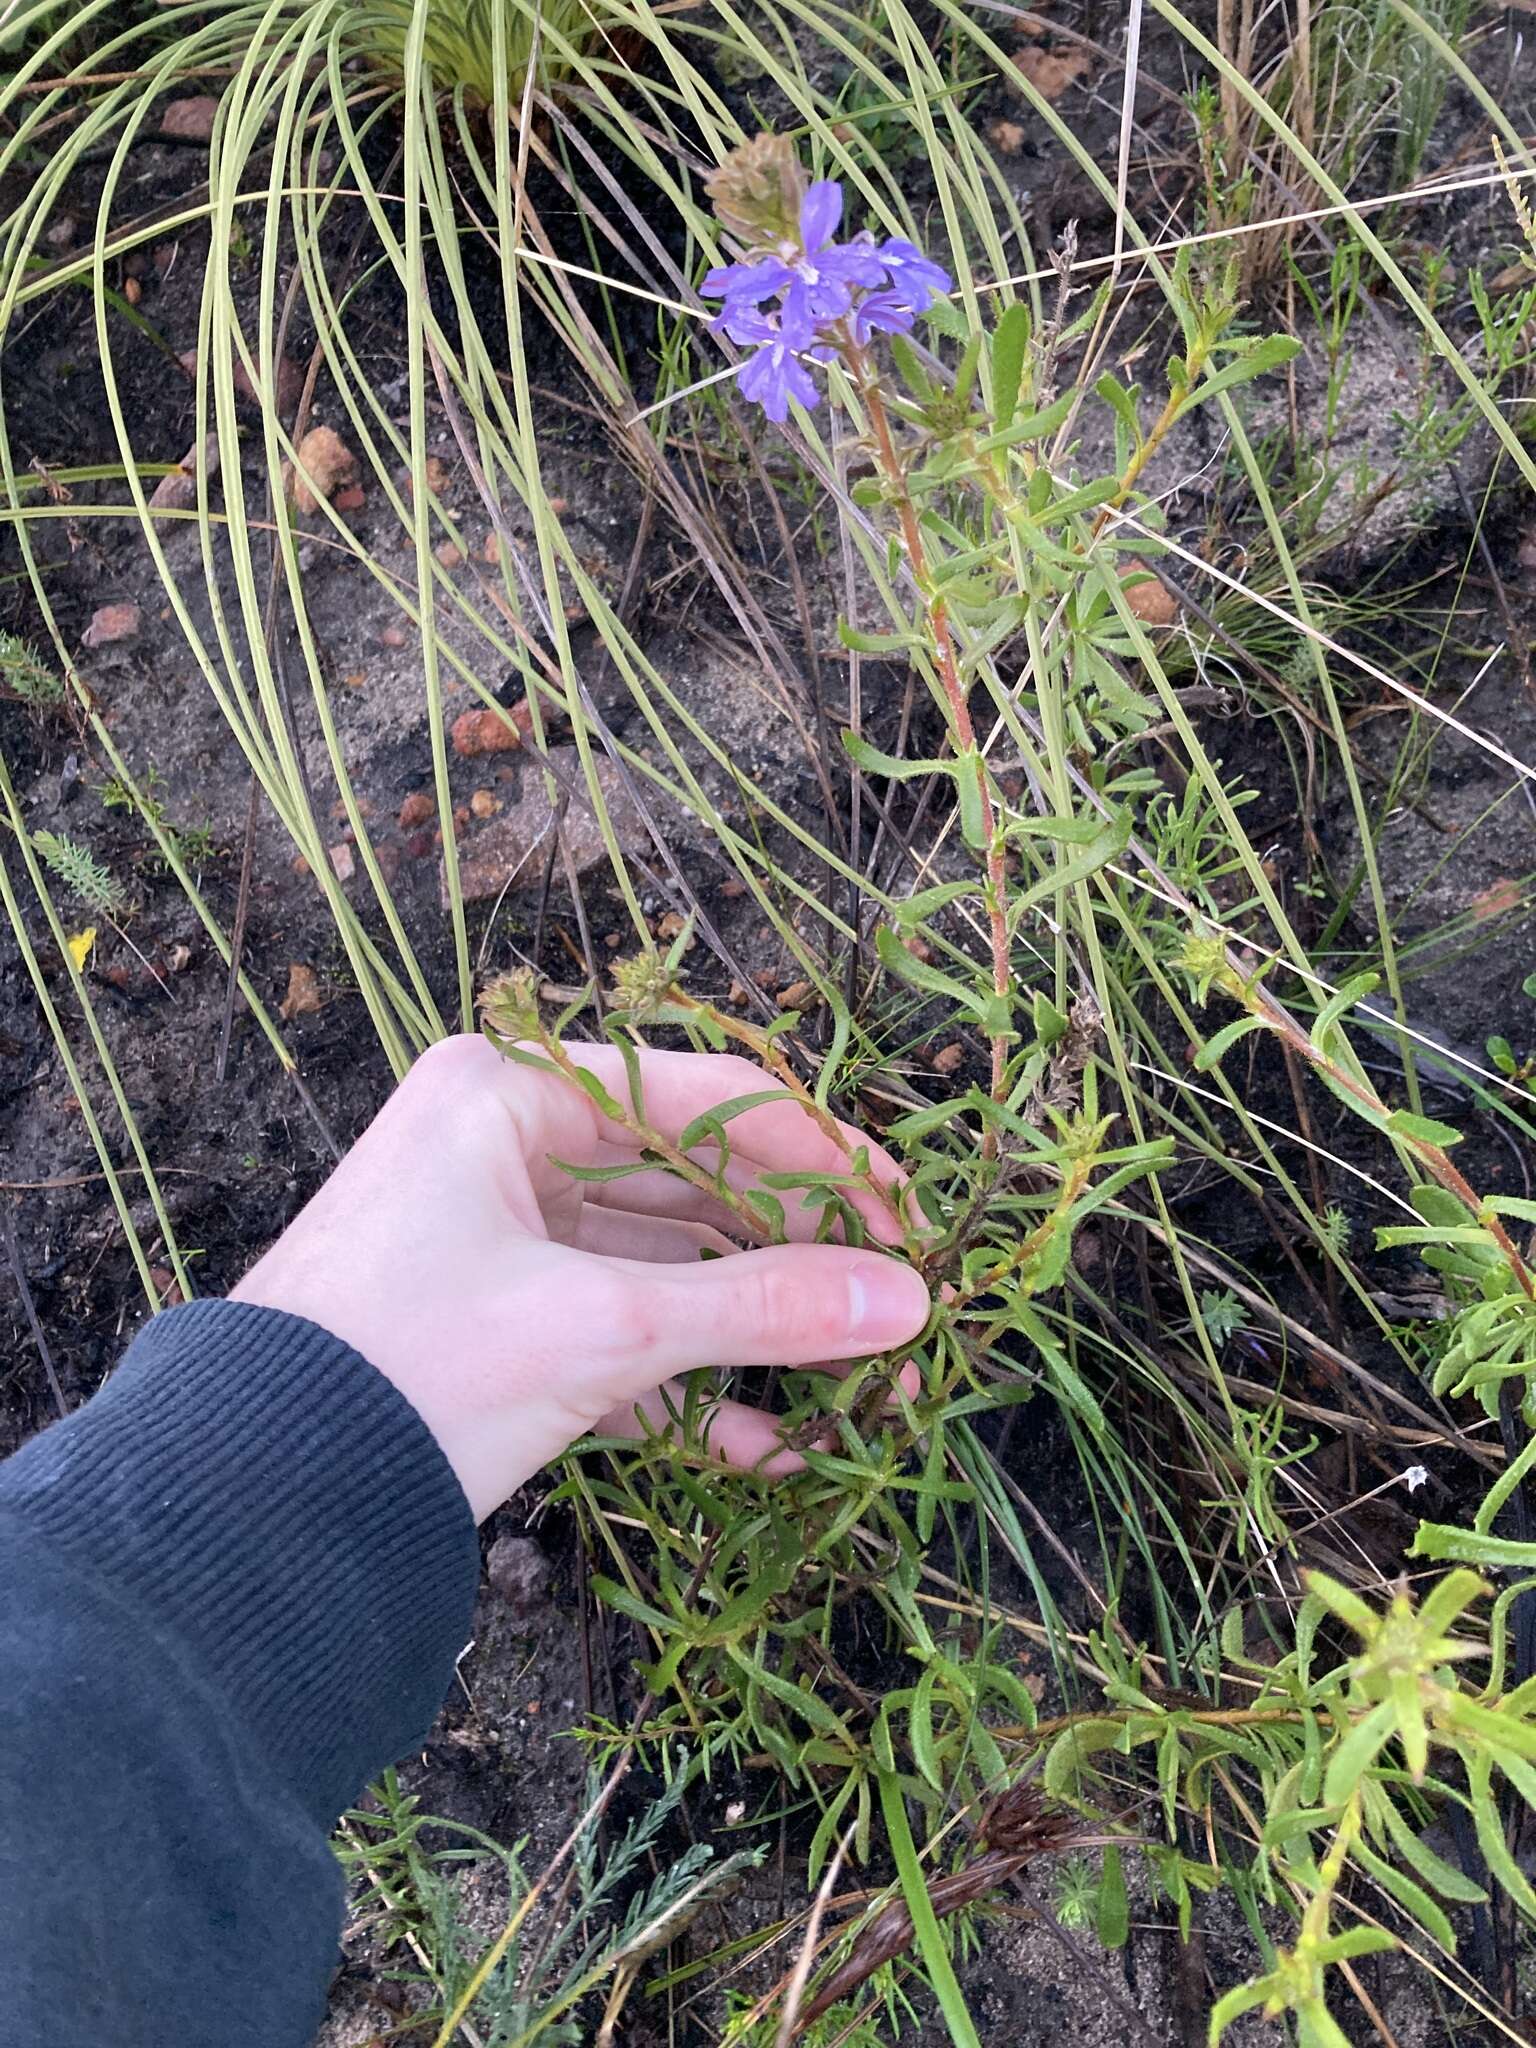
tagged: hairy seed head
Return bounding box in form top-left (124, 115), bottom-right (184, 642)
top-left (705, 133), bottom-right (807, 246)
top-left (610, 950), bottom-right (683, 1022)
top-left (478, 968), bottom-right (545, 1042)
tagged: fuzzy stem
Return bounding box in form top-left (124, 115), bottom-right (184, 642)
top-left (842, 340), bottom-right (1013, 1151)
top-left (1092, 331), bottom-right (1213, 534)
top-left (665, 988), bottom-right (922, 1256)
top-left (524, 1027), bottom-right (787, 1247)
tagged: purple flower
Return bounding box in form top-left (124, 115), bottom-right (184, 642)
top-left (848, 288), bottom-right (916, 347)
top-left (699, 161), bottom-right (951, 422)
top-left (726, 305), bottom-right (820, 422)
top-left (876, 236), bottom-right (952, 312)
top-left (780, 181), bottom-right (887, 330)
top-left (738, 338), bottom-right (820, 423)
top-left (700, 255), bottom-right (794, 312)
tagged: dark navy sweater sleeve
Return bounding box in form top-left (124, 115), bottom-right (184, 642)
top-left (0, 1298), bottom-right (481, 2047)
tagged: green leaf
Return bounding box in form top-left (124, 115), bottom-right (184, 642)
top-left (1466, 1748), bottom-right (1536, 1916)
top-left (1010, 812), bottom-right (1132, 911)
top-left (1095, 372), bottom-right (1141, 444)
top-left (909, 1665), bottom-right (943, 1792)
top-left (924, 294), bottom-right (969, 344)
top-left (1411, 1523), bottom-right (1536, 1568)
top-left (678, 1090), bottom-right (788, 1152)
top-left (892, 879), bottom-right (977, 928)
top-left (1313, 971), bottom-right (1380, 1055)
top-left (1415, 1566), bottom-right (1490, 1637)
top-left (955, 749), bottom-right (989, 851)
top-left (1376, 1793), bottom-right (1487, 1904)
top-left (991, 301), bottom-right (1031, 431)
top-left (609, 1028), bottom-right (647, 1117)
top-left (877, 1772), bottom-right (984, 2048)
top-left (1312, 1928), bottom-right (1397, 1965)
top-left (918, 1416), bottom-right (946, 1544)
top-left (1034, 991), bottom-right (1069, 1045)
top-left (890, 332), bottom-right (933, 399)
top-left (1305, 1569), bottom-right (1380, 1639)
top-left (876, 924), bottom-right (980, 1006)
top-left (1043, 1718), bottom-right (1125, 1802)
top-left (696, 1551), bottom-right (800, 1644)
top-left (1010, 810), bottom-right (1119, 847)
top-left (1028, 474), bottom-right (1120, 523)
top-left (1407, 1183), bottom-right (1471, 1229)
top-left (974, 386), bottom-right (1079, 452)
top-left (1097, 1845), bottom-right (1129, 1949)
top-left (842, 728), bottom-right (945, 780)
top-left (1194, 1014), bottom-right (1267, 1073)
top-left (590, 1575), bottom-right (676, 1634)
top-left (888, 1095), bottom-right (979, 1142)
top-left (1182, 334), bottom-right (1301, 412)
top-left (726, 1646), bottom-right (854, 1743)
top-left (566, 1063), bottom-right (631, 1125)
top-left (1322, 1699), bottom-right (1396, 1806)
top-left (807, 1768), bottom-right (861, 1890)
top-left (1208, 1973), bottom-right (1275, 2040)
top-left (545, 1156), bottom-right (655, 1183)
top-left (1386, 1109), bottom-right (1465, 1149)
top-left (838, 618), bottom-right (921, 655)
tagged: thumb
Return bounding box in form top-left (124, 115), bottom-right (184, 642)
top-left (610, 1244), bottom-right (932, 1376)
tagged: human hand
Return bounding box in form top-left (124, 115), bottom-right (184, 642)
top-left (232, 1034), bottom-right (932, 1520)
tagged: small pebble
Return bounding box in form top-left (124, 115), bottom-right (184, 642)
top-left (82, 603), bottom-right (142, 649)
top-left (160, 95), bottom-right (219, 141)
top-left (327, 842), bottom-right (355, 883)
top-left (485, 1533), bottom-right (549, 1615)
top-left (398, 791), bottom-right (434, 829)
top-left (451, 703), bottom-right (531, 756)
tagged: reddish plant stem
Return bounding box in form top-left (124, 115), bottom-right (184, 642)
top-left (844, 343), bottom-right (1013, 1143)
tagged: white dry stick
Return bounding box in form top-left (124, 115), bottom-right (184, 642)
top-left (1111, 0), bottom-right (1144, 284)
top-left (776, 1823), bottom-right (857, 2048)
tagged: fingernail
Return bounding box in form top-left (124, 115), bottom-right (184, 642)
top-left (847, 1258), bottom-right (930, 1348)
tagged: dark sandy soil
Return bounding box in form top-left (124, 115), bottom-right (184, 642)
top-left (5, 19), bottom-right (1536, 2046)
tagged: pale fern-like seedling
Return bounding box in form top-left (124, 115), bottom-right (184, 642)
top-left (0, 632), bottom-right (63, 706)
top-left (31, 830), bottom-right (125, 915)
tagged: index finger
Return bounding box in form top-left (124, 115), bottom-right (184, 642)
top-left (557, 1042), bottom-right (911, 1246)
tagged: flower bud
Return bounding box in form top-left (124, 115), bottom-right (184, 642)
top-left (479, 968), bottom-right (545, 1042)
top-left (610, 950), bottom-right (685, 1022)
top-left (705, 133), bottom-right (807, 247)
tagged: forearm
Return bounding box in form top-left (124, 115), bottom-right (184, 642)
top-left (0, 1300), bottom-right (480, 2046)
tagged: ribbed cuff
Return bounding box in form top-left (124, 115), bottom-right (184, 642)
top-left (0, 1299), bottom-right (480, 1823)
